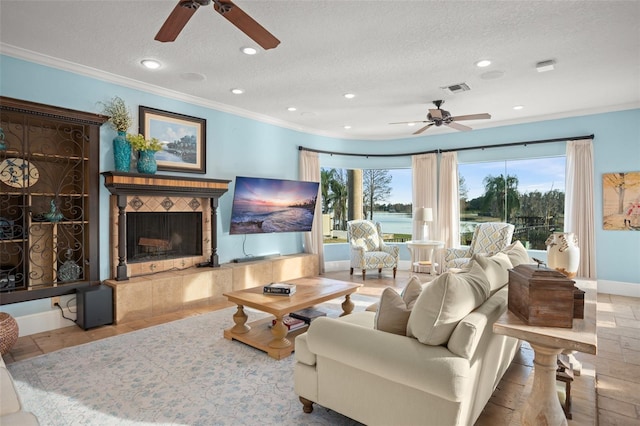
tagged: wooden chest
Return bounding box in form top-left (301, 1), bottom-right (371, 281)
top-left (507, 264), bottom-right (576, 328)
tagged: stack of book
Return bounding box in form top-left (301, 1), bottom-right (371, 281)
top-left (290, 308), bottom-right (327, 324)
top-left (263, 282), bottom-right (296, 296)
top-left (270, 315), bottom-right (307, 331)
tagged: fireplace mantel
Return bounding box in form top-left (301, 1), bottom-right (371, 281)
top-left (102, 171), bottom-right (230, 198)
top-left (102, 172), bottom-right (230, 281)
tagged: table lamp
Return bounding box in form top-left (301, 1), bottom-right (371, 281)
top-left (414, 207), bottom-right (433, 241)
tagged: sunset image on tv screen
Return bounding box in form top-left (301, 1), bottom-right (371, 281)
top-left (230, 176), bottom-right (319, 234)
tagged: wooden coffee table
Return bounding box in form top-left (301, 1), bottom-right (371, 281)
top-left (223, 277), bottom-right (361, 359)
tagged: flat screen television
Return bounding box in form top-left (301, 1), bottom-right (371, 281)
top-left (229, 176), bottom-right (319, 234)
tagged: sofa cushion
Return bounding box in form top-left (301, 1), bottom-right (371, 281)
top-left (407, 261), bottom-right (491, 345)
top-left (472, 252), bottom-right (513, 292)
top-left (374, 276), bottom-right (422, 335)
top-left (502, 240), bottom-right (532, 267)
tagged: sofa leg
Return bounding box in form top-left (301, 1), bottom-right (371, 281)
top-left (350, 267), bottom-right (354, 275)
top-left (378, 268), bottom-right (382, 274)
top-left (300, 396), bottom-right (314, 413)
top-left (362, 269), bottom-right (366, 280)
top-left (393, 267), bottom-right (397, 278)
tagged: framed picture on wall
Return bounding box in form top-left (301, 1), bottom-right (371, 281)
top-left (139, 106), bottom-right (206, 173)
top-left (602, 171), bottom-right (640, 230)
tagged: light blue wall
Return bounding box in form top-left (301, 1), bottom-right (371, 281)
top-left (1, 54), bottom-right (639, 317)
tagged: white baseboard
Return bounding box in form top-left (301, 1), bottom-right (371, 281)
top-left (15, 307), bottom-right (77, 337)
top-left (597, 280), bottom-right (640, 298)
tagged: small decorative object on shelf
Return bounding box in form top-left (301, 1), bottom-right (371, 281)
top-left (127, 133), bottom-right (162, 174)
top-left (545, 232), bottom-right (580, 278)
top-left (263, 282), bottom-right (296, 296)
top-left (0, 127), bottom-right (6, 151)
top-left (100, 96), bottom-right (133, 172)
top-left (44, 199), bottom-right (64, 222)
top-left (58, 249), bottom-right (81, 282)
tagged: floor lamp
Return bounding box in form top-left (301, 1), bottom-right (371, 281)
top-left (414, 207), bottom-right (433, 241)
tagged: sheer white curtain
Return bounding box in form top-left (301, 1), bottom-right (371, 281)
top-left (299, 149), bottom-right (324, 274)
top-left (438, 151), bottom-right (460, 257)
top-left (565, 139), bottom-right (596, 278)
top-left (411, 153), bottom-right (438, 240)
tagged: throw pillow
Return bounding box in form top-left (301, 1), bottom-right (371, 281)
top-left (472, 252), bottom-right (513, 292)
top-left (374, 276), bottom-right (423, 335)
top-left (407, 261), bottom-right (491, 345)
top-left (502, 240), bottom-right (532, 267)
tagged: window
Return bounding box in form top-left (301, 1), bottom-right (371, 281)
top-left (321, 167), bottom-right (413, 243)
top-left (458, 156), bottom-right (565, 250)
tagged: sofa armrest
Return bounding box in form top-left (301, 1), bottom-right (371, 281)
top-left (305, 315), bottom-right (471, 402)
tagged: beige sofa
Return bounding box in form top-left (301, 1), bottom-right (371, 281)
top-left (294, 241), bottom-right (531, 426)
top-left (1, 356), bottom-right (39, 425)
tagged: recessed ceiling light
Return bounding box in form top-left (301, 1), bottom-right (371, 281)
top-left (343, 93), bottom-right (355, 99)
top-left (241, 47), bottom-right (257, 55)
top-left (231, 88), bottom-right (244, 95)
top-left (287, 107), bottom-right (297, 112)
top-left (344, 125), bottom-right (352, 129)
top-left (475, 59), bottom-right (491, 68)
top-left (140, 59), bottom-right (161, 70)
top-left (407, 123), bottom-right (416, 127)
top-left (513, 105), bottom-right (524, 110)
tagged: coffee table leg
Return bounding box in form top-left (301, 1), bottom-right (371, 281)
top-left (231, 305), bottom-right (250, 334)
top-left (340, 294), bottom-right (355, 317)
top-left (269, 316), bottom-right (291, 349)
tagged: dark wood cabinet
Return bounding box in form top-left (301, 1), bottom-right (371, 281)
top-left (0, 97), bottom-right (107, 304)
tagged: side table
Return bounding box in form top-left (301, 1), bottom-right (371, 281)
top-left (406, 240), bottom-right (444, 275)
top-left (493, 279), bottom-right (596, 426)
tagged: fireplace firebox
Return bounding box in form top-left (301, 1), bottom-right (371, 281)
top-left (126, 212), bottom-right (202, 263)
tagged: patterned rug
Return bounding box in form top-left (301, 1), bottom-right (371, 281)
top-left (8, 295), bottom-right (378, 425)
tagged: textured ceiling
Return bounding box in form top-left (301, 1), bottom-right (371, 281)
top-left (1, 0), bottom-right (639, 140)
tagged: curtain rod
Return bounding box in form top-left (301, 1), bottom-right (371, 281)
top-left (298, 134), bottom-right (594, 158)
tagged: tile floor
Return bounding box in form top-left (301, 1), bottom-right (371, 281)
top-left (3, 269), bottom-right (639, 425)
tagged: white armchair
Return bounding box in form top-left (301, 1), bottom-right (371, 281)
top-left (347, 220), bottom-right (399, 280)
top-left (445, 222), bottom-right (515, 269)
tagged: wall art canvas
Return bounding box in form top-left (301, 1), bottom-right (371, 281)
top-left (603, 171), bottom-right (640, 230)
top-left (139, 106), bottom-right (206, 173)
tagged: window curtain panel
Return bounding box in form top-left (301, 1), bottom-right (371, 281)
top-left (411, 153), bottom-right (438, 240)
top-left (565, 139), bottom-right (596, 278)
top-left (299, 149), bottom-right (324, 274)
top-left (437, 151), bottom-right (460, 270)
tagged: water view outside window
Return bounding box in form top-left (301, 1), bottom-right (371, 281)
top-left (459, 157), bottom-right (566, 249)
top-left (321, 157), bottom-right (565, 250)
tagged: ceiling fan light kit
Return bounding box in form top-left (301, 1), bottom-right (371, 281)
top-left (155, 0), bottom-right (280, 50)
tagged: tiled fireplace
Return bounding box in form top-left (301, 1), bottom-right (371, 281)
top-left (102, 172), bottom-right (230, 280)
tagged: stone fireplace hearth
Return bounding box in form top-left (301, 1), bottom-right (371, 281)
top-left (102, 172), bottom-right (230, 280)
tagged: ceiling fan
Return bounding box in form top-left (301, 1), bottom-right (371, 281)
top-left (391, 100), bottom-right (491, 135)
top-left (155, 0), bottom-right (280, 50)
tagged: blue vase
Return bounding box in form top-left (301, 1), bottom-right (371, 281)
top-left (113, 131), bottom-right (131, 172)
top-left (137, 150), bottom-right (157, 174)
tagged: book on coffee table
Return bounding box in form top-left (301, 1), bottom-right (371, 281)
top-left (269, 315), bottom-right (307, 331)
top-left (263, 283), bottom-right (296, 296)
top-left (290, 308), bottom-right (327, 324)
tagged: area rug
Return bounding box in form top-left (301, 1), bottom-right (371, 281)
top-left (8, 295), bottom-right (378, 425)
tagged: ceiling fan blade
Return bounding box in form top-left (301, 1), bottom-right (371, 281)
top-left (214, 0), bottom-right (280, 50)
top-left (413, 124), bottom-right (434, 135)
top-left (447, 122), bottom-right (472, 132)
top-left (389, 120), bottom-right (429, 125)
top-left (452, 113), bottom-right (492, 121)
top-left (155, 0), bottom-right (198, 42)
top-left (428, 108), bottom-right (442, 119)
